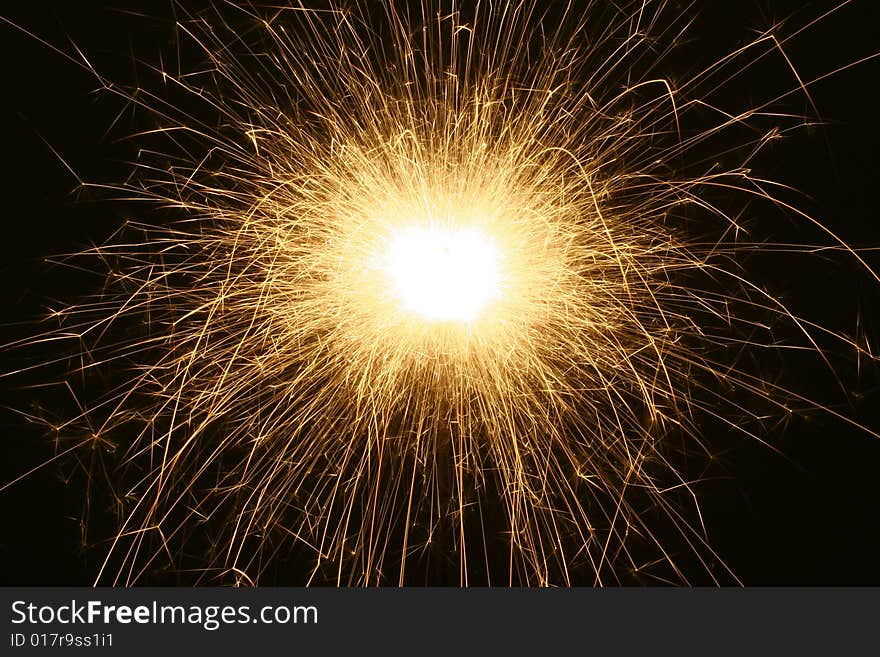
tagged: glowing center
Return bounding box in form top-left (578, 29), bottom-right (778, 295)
top-left (384, 225), bottom-right (501, 322)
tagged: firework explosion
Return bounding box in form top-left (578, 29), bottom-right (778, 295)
top-left (2, 1), bottom-right (878, 586)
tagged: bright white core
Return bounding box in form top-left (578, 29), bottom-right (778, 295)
top-left (384, 225), bottom-right (501, 322)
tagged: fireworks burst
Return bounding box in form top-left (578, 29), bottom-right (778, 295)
top-left (2, 1), bottom-right (878, 585)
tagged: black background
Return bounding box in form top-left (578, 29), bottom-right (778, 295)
top-left (0, 0), bottom-right (879, 585)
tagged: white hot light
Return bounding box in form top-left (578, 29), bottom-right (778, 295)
top-left (384, 225), bottom-right (502, 322)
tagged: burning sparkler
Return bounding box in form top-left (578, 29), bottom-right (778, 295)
top-left (2, 1), bottom-right (878, 585)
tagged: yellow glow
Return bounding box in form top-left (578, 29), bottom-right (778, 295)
top-left (383, 225), bottom-right (502, 322)
top-left (40, 0), bottom-right (857, 590)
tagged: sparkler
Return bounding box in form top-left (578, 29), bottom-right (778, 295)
top-left (2, 1), bottom-right (878, 585)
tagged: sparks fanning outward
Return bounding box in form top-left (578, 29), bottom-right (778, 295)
top-left (2, 1), bottom-right (878, 585)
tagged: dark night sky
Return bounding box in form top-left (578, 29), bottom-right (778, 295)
top-left (1, 1), bottom-right (879, 585)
